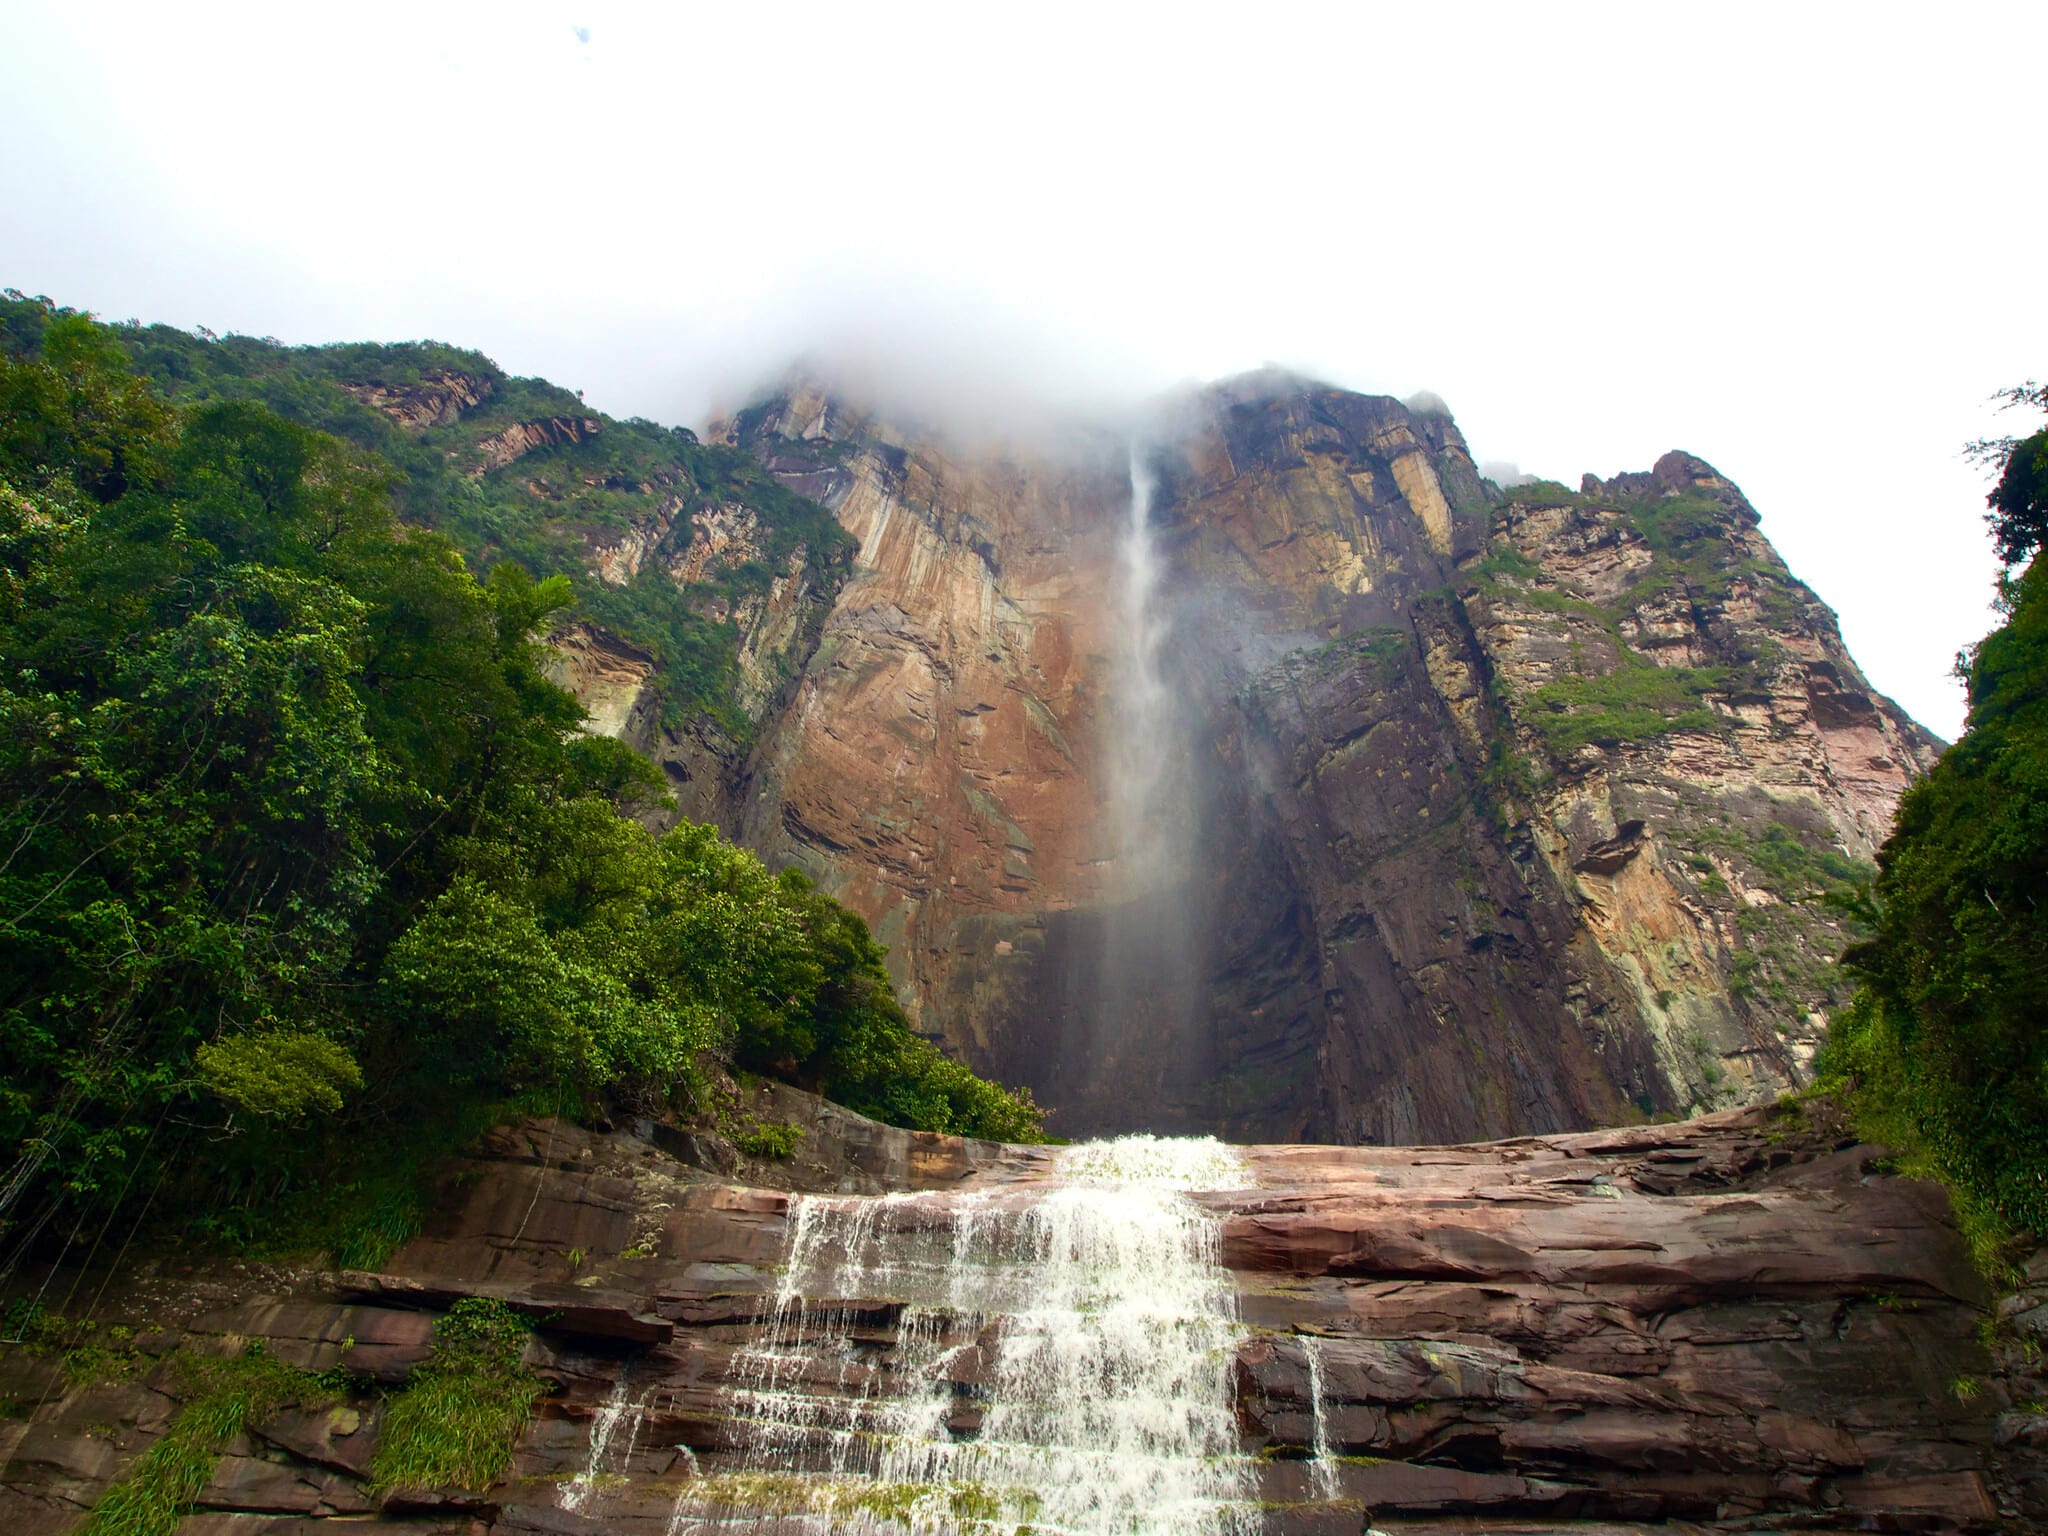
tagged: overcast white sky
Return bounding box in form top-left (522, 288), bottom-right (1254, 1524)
top-left (6, 1), bottom-right (2044, 738)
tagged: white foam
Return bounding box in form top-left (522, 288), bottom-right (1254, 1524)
top-left (719, 1136), bottom-right (1257, 1535)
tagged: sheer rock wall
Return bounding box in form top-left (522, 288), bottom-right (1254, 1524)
top-left (595, 377), bottom-right (1939, 1142)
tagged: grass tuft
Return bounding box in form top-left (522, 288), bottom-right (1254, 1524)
top-left (369, 1298), bottom-right (546, 1494)
top-left (81, 1347), bottom-right (327, 1536)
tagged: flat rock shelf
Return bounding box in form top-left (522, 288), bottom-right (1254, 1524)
top-left (1, 1091), bottom-right (2039, 1533)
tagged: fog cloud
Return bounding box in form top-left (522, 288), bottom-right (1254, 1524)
top-left (687, 269), bottom-right (1170, 446)
top-left (4, 2), bottom-right (2042, 738)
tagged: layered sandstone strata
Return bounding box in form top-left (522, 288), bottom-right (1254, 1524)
top-left (625, 377), bottom-right (1937, 1142)
top-left (340, 368), bottom-right (494, 431)
top-left (0, 1098), bottom-right (2034, 1532)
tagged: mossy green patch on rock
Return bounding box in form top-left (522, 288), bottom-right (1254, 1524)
top-left (369, 1298), bottom-right (545, 1496)
top-left (1525, 661), bottom-right (1731, 753)
top-left (686, 1470), bottom-right (1042, 1529)
top-left (81, 1346), bottom-right (334, 1536)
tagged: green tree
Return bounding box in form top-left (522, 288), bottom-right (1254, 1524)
top-left (1973, 382), bottom-right (2048, 568)
top-left (0, 305), bottom-right (1039, 1273)
top-left (1823, 385), bottom-right (2048, 1264)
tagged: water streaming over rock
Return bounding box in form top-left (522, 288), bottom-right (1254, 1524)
top-left (1079, 446), bottom-right (1215, 1127)
top-left (1300, 1335), bottom-right (1339, 1503)
top-left (1108, 445), bottom-right (1177, 897)
top-left (562, 1367), bottom-right (658, 1512)
top-left (697, 1135), bottom-right (1258, 1535)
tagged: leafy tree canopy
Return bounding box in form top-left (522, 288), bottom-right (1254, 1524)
top-left (1972, 381), bottom-right (2048, 568)
top-left (0, 305), bottom-right (1039, 1273)
top-left (1823, 383), bottom-right (2048, 1270)
top-left (1, 289), bottom-right (857, 739)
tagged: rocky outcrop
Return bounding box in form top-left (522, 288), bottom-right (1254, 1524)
top-left (587, 494), bottom-right (687, 587)
top-left (3, 1098), bottom-right (2036, 1532)
top-left (644, 378), bottom-right (1941, 1143)
top-left (544, 622), bottom-right (658, 738)
top-left (1467, 455), bottom-right (1942, 1106)
top-left (341, 368), bottom-right (493, 430)
top-left (541, 481), bottom-right (850, 814)
top-left (472, 414), bottom-right (603, 475)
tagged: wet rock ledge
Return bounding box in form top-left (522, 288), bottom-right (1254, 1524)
top-left (1, 1088), bottom-right (2041, 1534)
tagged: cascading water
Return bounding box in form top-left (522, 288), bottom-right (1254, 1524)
top-left (1070, 444), bottom-right (1213, 1129)
top-left (561, 1367), bottom-right (661, 1513)
top-left (1301, 1335), bottom-right (1339, 1503)
top-left (698, 1136), bottom-right (1257, 1535)
top-left (1108, 446), bottom-right (1177, 896)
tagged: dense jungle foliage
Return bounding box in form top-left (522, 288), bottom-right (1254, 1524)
top-left (0, 303), bottom-right (1040, 1276)
top-left (1821, 383), bottom-right (2048, 1270)
top-left (0, 291), bottom-right (855, 736)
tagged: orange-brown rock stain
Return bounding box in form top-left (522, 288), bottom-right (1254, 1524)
top-left (651, 391), bottom-right (1943, 1140)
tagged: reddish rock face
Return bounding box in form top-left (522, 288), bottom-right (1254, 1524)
top-left (471, 414), bottom-right (604, 475)
top-left (4, 1097), bottom-right (2036, 1534)
top-left (341, 369), bottom-right (494, 432)
top-left (637, 379), bottom-right (1938, 1143)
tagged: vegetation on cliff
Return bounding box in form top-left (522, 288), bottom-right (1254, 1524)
top-left (368, 1299), bottom-right (543, 1496)
top-left (1458, 471), bottom-right (1886, 1056)
top-left (1822, 388), bottom-right (2048, 1264)
top-left (0, 305), bottom-right (1041, 1274)
top-left (1980, 383), bottom-right (2048, 570)
top-left (77, 1345), bottom-right (331, 1536)
top-left (1472, 482), bottom-right (1800, 758)
top-left (0, 290), bottom-right (854, 737)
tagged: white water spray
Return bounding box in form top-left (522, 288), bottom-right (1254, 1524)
top-left (1302, 1334), bottom-right (1339, 1502)
top-left (705, 1136), bottom-right (1257, 1536)
top-left (1109, 446), bottom-right (1177, 896)
top-left (561, 1368), bottom-right (658, 1512)
top-left (662, 1445), bottom-right (704, 1536)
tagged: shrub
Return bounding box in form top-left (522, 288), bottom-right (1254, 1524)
top-left (734, 1118), bottom-right (804, 1160)
top-left (194, 1028), bottom-right (364, 1120)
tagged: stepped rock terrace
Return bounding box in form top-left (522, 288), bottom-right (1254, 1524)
top-left (2, 1088), bottom-right (2037, 1533)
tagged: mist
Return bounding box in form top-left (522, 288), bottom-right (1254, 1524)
top-left (5, 2), bottom-right (2045, 738)
top-left (687, 271), bottom-right (1171, 447)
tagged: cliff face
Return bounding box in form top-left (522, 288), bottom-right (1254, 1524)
top-left (115, 319), bottom-right (1934, 1146)
top-left (584, 375), bottom-right (1934, 1143)
top-left (3, 1097), bottom-right (2033, 1533)
top-left (1461, 456), bottom-right (1942, 1117)
top-left (718, 386), bottom-right (1131, 954)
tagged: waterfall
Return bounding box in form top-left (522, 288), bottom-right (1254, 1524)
top-left (1108, 445), bottom-right (1176, 896)
top-left (1301, 1334), bottom-right (1339, 1502)
top-left (561, 1367), bottom-right (656, 1512)
top-left (701, 1135), bottom-right (1256, 1536)
top-left (1078, 444), bottom-right (1211, 1124)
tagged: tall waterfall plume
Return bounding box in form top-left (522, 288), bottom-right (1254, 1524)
top-left (1081, 443), bottom-right (1212, 1119)
top-left (686, 1136), bottom-right (1257, 1536)
top-left (1108, 445), bottom-right (1180, 897)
